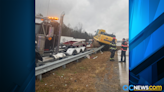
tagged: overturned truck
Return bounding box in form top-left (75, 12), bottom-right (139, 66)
top-left (92, 29), bottom-right (117, 51)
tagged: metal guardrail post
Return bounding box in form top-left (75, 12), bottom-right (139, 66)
top-left (76, 60), bottom-right (79, 62)
top-left (37, 75), bottom-right (42, 81)
top-left (36, 59), bottom-right (42, 80)
top-left (62, 65), bottom-right (66, 69)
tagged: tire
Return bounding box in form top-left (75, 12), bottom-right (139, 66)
top-left (59, 58), bottom-right (63, 60)
top-left (83, 48), bottom-right (86, 52)
top-left (72, 50), bottom-right (77, 55)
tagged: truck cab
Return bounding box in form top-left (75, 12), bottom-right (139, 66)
top-left (35, 17), bottom-right (59, 56)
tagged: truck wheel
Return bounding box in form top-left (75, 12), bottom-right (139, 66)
top-left (83, 48), bottom-right (86, 52)
top-left (80, 49), bottom-right (82, 53)
top-left (72, 50), bottom-right (77, 55)
top-left (59, 58), bottom-right (63, 60)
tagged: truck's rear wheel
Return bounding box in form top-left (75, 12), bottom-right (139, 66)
top-left (80, 49), bottom-right (82, 53)
top-left (82, 48), bottom-right (86, 52)
top-left (72, 50), bottom-right (77, 55)
top-left (84, 48), bottom-right (86, 52)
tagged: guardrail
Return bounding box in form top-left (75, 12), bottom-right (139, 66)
top-left (35, 45), bottom-right (104, 77)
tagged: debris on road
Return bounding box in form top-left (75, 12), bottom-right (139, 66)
top-left (93, 56), bottom-right (98, 59)
top-left (100, 50), bottom-right (103, 54)
top-left (86, 55), bottom-right (90, 59)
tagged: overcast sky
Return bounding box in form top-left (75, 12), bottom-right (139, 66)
top-left (35, 0), bottom-right (128, 40)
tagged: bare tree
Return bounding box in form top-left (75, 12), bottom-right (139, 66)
top-left (77, 22), bottom-right (83, 32)
top-left (61, 23), bottom-right (93, 40)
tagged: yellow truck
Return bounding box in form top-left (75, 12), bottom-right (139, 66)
top-left (93, 29), bottom-right (117, 50)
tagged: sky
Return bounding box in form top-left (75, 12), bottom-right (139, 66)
top-left (35, 0), bottom-right (129, 40)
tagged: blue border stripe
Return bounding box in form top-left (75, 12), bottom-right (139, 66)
top-left (131, 46), bottom-right (164, 75)
top-left (129, 12), bottom-right (164, 51)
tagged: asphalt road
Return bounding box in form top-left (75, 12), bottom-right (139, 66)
top-left (118, 48), bottom-right (129, 92)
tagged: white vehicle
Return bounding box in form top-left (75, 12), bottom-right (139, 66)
top-left (53, 53), bottom-right (66, 60)
top-left (66, 46), bottom-right (86, 55)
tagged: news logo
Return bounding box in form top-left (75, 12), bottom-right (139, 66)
top-left (123, 85), bottom-right (162, 91)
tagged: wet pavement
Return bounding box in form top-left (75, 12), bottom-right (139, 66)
top-left (117, 48), bottom-right (129, 92)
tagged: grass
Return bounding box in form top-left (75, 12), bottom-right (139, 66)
top-left (80, 67), bottom-right (85, 69)
top-left (40, 80), bottom-right (43, 82)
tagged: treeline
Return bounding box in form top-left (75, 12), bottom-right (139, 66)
top-left (61, 23), bottom-right (93, 41)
